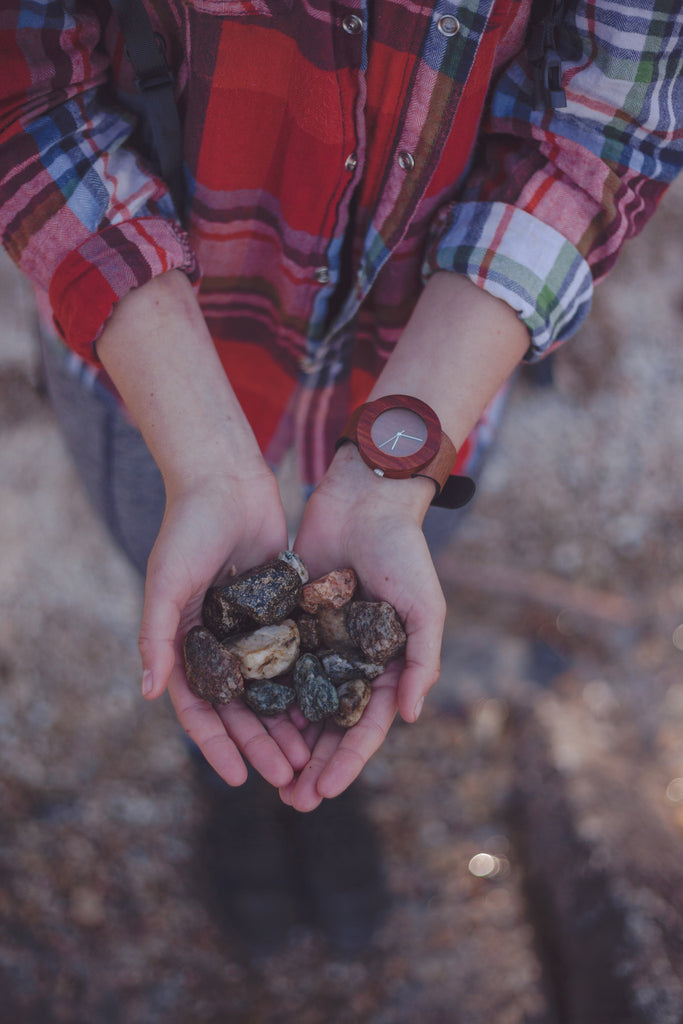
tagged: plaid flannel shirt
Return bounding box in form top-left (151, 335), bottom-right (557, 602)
top-left (1, 0), bottom-right (681, 484)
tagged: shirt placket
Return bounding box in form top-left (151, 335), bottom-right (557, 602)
top-left (297, 0), bottom-right (369, 383)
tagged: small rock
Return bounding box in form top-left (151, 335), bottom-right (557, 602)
top-left (278, 550), bottom-right (309, 583)
top-left (201, 589), bottom-right (252, 641)
top-left (334, 678), bottom-right (372, 728)
top-left (183, 626), bottom-right (244, 705)
top-left (294, 654), bottom-right (339, 722)
top-left (226, 620), bottom-right (300, 680)
top-left (243, 680), bottom-right (296, 716)
top-left (299, 568), bottom-right (357, 614)
top-left (319, 650), bottom-right (385, 684)
top-left (296, 613), bottom-right (320, 652)
top-left (317, 606), bottom-right (355, 651)
top-left (346, 601), bottom-right (407, 663)
top-left (205, 560), bottom-right (303, 631)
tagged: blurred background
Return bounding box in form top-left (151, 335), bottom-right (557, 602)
top-left (0, 175), bottom-right (682, 1024)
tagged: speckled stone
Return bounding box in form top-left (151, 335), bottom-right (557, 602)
top-left (319, 650), bottom-right (385, 684)
top-left (299, 568), bottom-right (357, 614)
top-left (183, 626), bottom-right (244, 705)
top-left (346, 601), bottom-right (407, 663)
top-left (243, 680), bottom-right (296, 716)
top-left (316, 606), bottom-right (355, 651)
top-left (293, 654), bottom-right (339, 722)
top-left (295, 613), bottom-right (320, 652)
top-left (226, 620), bottom-right (300, 679)
top-left (202, 589), bottom-right (253, 640)
top-left (333, 678), bottom-right (372, 728)
top-left (204, 559), bottom-right (303, 633)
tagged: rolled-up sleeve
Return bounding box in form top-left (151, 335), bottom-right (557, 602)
top-left (0, 0), bottom-right (199, 363)
top-left (423, 0), bottom-right (683, 359)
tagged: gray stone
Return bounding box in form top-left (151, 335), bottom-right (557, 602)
top-left (319, 650), bottom-right (384, 684)
top-left (293, 653), bottom-right (339, 722)
top-left (243, 680), bottom-right (296, 716)
top-left (203, 559), bottom-right (303, 633)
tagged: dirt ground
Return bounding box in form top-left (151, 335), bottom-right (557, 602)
top-left (0, 174), bottom-right (682, 1023)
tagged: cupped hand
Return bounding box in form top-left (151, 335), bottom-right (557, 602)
top-left (138, 468), bottom-right (311, 788)
top-left (280, 445), bottom-right (446, 811)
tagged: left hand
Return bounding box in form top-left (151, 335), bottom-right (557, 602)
top-left (279, 444), bottom-right (446, 811)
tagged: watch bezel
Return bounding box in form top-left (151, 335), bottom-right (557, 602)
top-left (355, 394), bottom-right (442, 479)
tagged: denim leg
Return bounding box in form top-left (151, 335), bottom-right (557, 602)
top-left (39, 334), bottom-right (165, 577)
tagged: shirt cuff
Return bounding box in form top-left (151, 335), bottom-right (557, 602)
top-left (423, 201), bottom-right (595, 360)
top-left (48, 218), bottom-right (200, 363)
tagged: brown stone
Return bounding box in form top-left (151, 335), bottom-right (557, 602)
top-left (182, 626), bottom-right (244, 705)
top-left (346, 601), bottom-right (407, 663)
top-left (299, 568), bottom-right (357, 614)
top-left (333, 678), bottom-right (372, 728)
top-left (295, 613), bottom-right (320, 652)
top-left (316, 605), bottom-right (356, 651)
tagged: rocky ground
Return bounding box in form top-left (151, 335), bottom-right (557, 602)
top-left (0, 175), bottom-right (682, 1024)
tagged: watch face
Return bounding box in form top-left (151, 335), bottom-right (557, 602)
top-left (370, 408), bottom-right (428, 458)
top-left (356, 395), bottom-right (442, 479)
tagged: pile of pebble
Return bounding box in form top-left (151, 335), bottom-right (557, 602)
top-left (182, 552), bottom-right (406, 727)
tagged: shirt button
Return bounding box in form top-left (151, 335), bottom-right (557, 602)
top-left (397, 150), bottom-right (415, 172)
top-left (314, 266), bottom-right (330, 284)
top-left (342, 14), bottom-right (363, 34)
top-left (437, 14), bottom-right (460, 36)
top-left (345, 152), bottom-right (358, 172)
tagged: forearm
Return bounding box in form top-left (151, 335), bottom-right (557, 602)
top-left (324, 272), bottom-right (529, 518)
top-left (370, 271), bottom-right (529, 449)
top-left (95, 270), bottom-right (267, 498)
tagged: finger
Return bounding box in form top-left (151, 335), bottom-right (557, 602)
top-left (315, 679), bottom-right (399, 800)
top-left (139, 560), bottom-right (186, 701)
top-left (285, 724), bottom-right (346, 812)
top-left (278, 720), bottom-right (324, 805)
top-left (167, 669), bottom-right (248, 787)
top-left (262, 714), bottom-right (311, 772)
top-left (396, 602), bottom-right (445, 723)
top-left (217, 700), bottom-right (296, 789)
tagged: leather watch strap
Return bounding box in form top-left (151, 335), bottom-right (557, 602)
top-left (336, 406), bottom-right (475, 509)
top-left (415, 433), bottom-right (457, 495)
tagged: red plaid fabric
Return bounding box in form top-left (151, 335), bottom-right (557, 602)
top-left (1, 0), bottom-right (681, 483)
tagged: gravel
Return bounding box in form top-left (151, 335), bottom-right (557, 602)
top-left (0, 175), bottom-right (682, 1022)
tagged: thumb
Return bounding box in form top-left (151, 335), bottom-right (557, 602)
top-left (396, 596), bottom-right (445, 723)
top-left (138, 560), bottom-right (184, 701)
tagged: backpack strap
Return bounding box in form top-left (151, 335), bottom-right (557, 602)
top-left (109, 0), bottom-right (186, 219)
top-left (527, 0), bottom-right (568, 110)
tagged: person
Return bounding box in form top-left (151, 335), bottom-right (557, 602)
top-left (1, 0), bottom-right (681, 813)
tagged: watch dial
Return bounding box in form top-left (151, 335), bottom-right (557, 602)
top-left (370, 408), bottom-right (428, 458)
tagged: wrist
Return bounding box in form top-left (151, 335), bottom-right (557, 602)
top-left (96, 270), bottom-right (265, 496)
top-left (321, 442), bottom-right (436, 523)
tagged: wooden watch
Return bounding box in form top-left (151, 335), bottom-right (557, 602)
top-left (335, 394), bottom-right (476, 510)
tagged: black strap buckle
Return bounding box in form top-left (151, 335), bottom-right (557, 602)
top-left (134, 64), bottom-right (174, 94)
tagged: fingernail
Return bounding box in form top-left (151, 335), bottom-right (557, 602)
top-left (413, 697), bottom-right (424, 721)
top-left (142, 669), bottom-right (153, 697)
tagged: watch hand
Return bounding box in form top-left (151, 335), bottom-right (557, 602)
top-left (377, 430), bottom-right (426, 451)
top-left (377, 432), bottom-right (403, 450)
